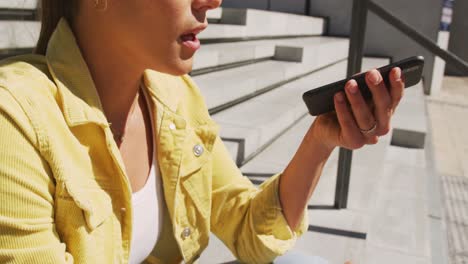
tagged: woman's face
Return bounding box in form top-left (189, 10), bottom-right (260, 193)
top-left (90, 0), bottom-right (222, 76)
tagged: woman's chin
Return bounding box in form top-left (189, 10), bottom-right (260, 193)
top-left (174, 62), bottom-right (193, 76)
top-left (162, 60), bottom-right (193, 76)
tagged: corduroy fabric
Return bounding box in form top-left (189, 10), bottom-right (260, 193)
top-left (0, 18), bottom-right (308, 264)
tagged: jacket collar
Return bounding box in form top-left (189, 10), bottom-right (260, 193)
top-left (142, 69), bottom-right (184, 114)
top-left (45, 18), bottom-right (182, 127)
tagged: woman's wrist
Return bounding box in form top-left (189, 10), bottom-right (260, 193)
top-left (304, 119), bottom-right (337, 156)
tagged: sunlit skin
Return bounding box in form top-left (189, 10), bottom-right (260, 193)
top-left (72, 0), bottom-right (219, 192)
top-left (72, 0), bottom-right (405, 254)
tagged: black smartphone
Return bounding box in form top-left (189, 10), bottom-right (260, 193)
top-left (302, 56), bottom-right (425, 116)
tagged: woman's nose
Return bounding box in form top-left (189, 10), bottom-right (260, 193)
top-left (192, 0), bottom-right (222, 11)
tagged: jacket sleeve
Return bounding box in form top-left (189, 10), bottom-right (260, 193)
top-left (209, 135), bottom-right (309, 264)
top-left (0, 90), bottom-right (72, 263)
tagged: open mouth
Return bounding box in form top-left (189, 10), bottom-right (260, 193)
top-left (179, 32), bottom-right (201, 51)
top-left (179, 25), bottom-right (206, 51)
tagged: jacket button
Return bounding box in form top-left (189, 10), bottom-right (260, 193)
top-left (193, 144), bottom-right (204, 157)
top-left (181, 227), bottom-right (191, 240)
top-left (169, 123), bottom-right (176, 130)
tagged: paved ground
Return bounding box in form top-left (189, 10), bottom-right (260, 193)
top-left (427, 76), bottom-right (468, 264)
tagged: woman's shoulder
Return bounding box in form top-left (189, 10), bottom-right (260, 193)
top-left (0, 53), bottom-right (58, 109)
top-left (0, 54), bottom-right (59, 145)
top-left (0, 54), bottom-right (55, 91)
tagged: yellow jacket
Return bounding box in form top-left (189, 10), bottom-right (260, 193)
top-left (0, 19), bottom-right (307, 264)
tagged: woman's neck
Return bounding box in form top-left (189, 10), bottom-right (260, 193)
top-left (72, 13), bottom-right (145, 131)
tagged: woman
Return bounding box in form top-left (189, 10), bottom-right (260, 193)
top-left (0, 0), bottom-right (404, 263)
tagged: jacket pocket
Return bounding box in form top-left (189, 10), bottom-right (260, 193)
top-left (56, 179), bottom-right (113, 232)
top-left (179, 124), bottom-right (216, 219)
top-left (181, 166), bottom-right (212, 219)
top-left (55, 179), bottom-right (116, 264)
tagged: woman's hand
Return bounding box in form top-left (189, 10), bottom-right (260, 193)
top-left (279, 67), bottom-right (405, 230)
top-left (309, 67), bottom-right (405, 150)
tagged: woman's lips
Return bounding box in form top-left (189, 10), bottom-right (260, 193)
top-left (180, 33), bottom-right (201, 51)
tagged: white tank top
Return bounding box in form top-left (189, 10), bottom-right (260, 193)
top-left (128, 88), bottom-right (163, 264)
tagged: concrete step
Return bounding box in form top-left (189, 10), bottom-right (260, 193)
top-left (213, 61), bottom-right (346, 165)
top-left (207, 7), bottom-right (222, 20)
top-left (391, 81), bottom-right (427, 149)
top-left (193, 36), bottom-right (348, 72)
top-left (0, 7), bottom-right (220, 51)
top-left (239, 115), bottom-right (317, 174)
top-left (199, 234), bottom-right (237, 263)
top-left (0, 0), bottom-right (37, 9)
top-left (0, 1), bottom-right (37, 22)
top-left (215, 58), bottom-right (389, 165)
top-left (240, 110), bottom-right (389, 208)
top-left (238, 57), bottom-right (389, 172)
top-left (0, 7), bottom-right (323, 51)
top-left (0, 21), bottom-right (39, 50)
top-left (0, 2), bottom-right (39, 51)
top-left (193, 37), bottom-right (349, 111)
top-left (199, 8), bottom-right (325, 41)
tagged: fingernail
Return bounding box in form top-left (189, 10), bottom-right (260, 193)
top-left (335, 92), bottom-right (345, 103)
top-left (346, 81), bottom-right (358, 94)
top-left (368, 70), bottom-right (381, 85)
top-left (394, 67), bottom-right (401, 80)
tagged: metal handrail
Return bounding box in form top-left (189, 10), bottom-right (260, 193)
top-left (368, 1), bottom-right (468, 75)
top-left (334, 0), bottom-right (369, 209)
top-left (335, 0), bottom-right (468, 209)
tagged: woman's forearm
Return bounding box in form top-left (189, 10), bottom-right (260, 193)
top-left (279, 125), bottom-right (335, 230)
top-left (279, 68), bottom-right (404, 231)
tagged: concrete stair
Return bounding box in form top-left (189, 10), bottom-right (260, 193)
top-left (391, 82), bottom-right (427, 149)
top-left (0, 0), bottom-right (37, 9)
top-left (193, 37), bottom-right (349, 111)
top-left (193, 36), bottom-right (348, 72)
top-left (213, 60), bottom-right (346, 165)
top-left (215, 58), bottom-right (388, 167)
top-left (0, 21), bottom-right (39, 50)
top-left (0, 2), bottom-right (35, 54)
top-left (207, 7), bottom-right (222, 21)
top-left (199, 8), bottom-right (324, 41)
top-left (200, 57), bottom-right (433, 264)
top-left (0, 6), bottom-right (223, 52)
top-left (0, 1), bottom-right (38, 52)
top-left (0, 6), bottom-right (325, 51)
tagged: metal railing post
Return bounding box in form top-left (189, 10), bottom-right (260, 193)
top-left (305, 0), bottom-right (311, 16)
top-left (334, 0), bottom-right (369, 209)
